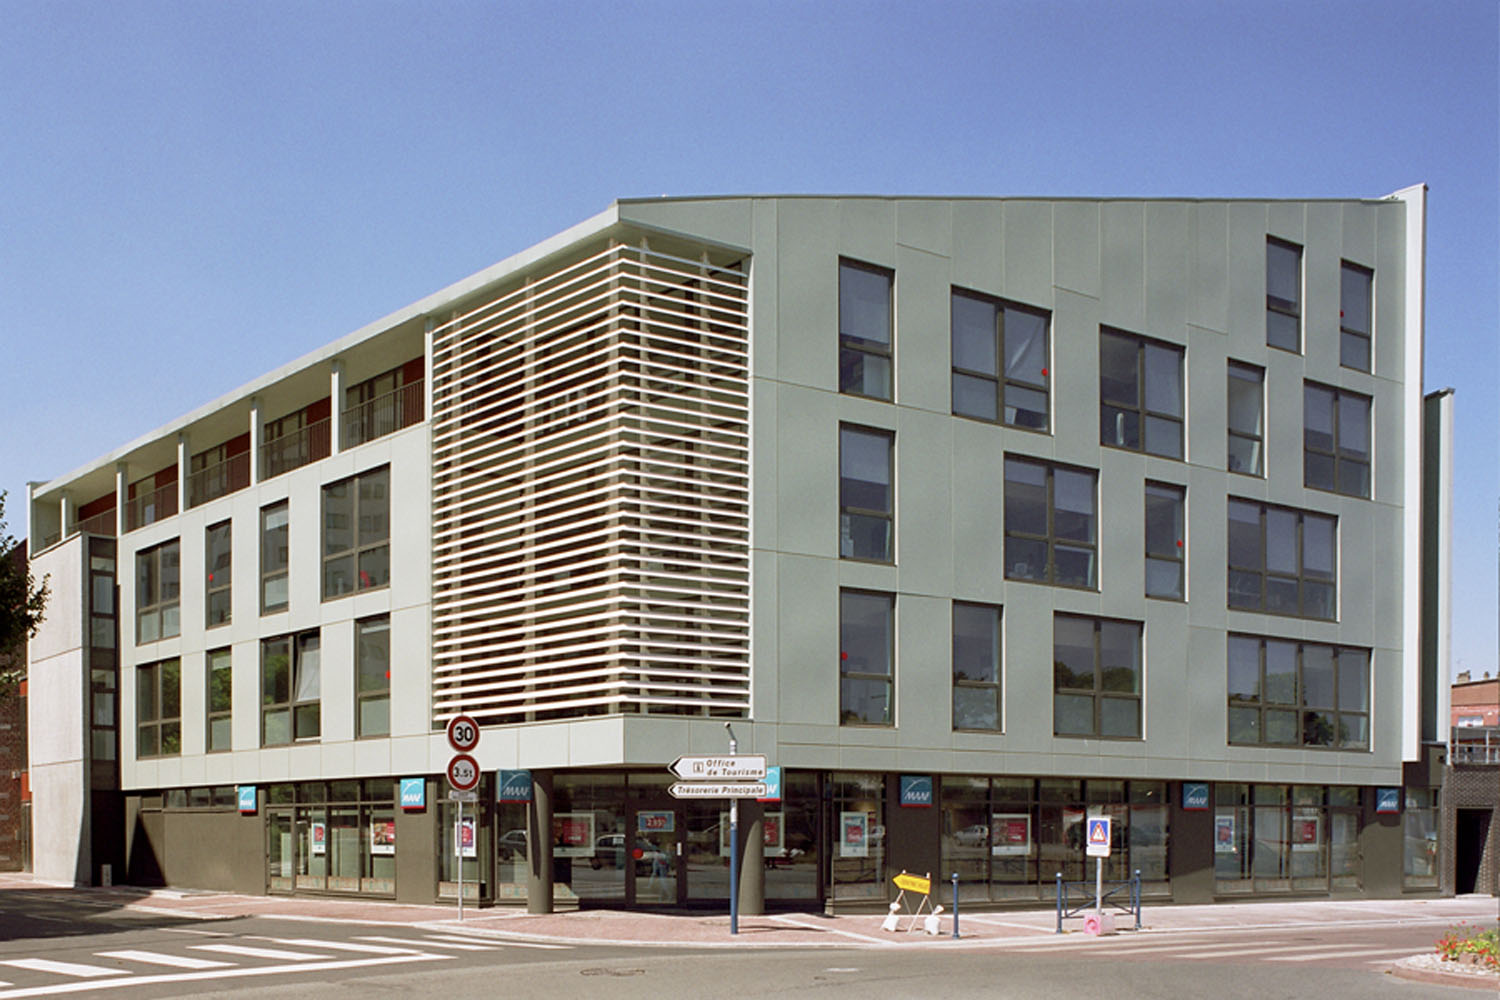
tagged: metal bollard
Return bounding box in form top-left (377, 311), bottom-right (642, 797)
top-left (1055, 872), bottom-right (1063, 933)
top-left (1133, 869), bottom-right (1142, 930)
top-left (951, 872), bottom-right (959, 939)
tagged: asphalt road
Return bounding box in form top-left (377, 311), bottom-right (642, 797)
top-left (0, 888), bottom-right (1486, 999)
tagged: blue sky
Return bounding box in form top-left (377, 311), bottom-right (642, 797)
top-left (3, 1), bottom-right (1495, 678)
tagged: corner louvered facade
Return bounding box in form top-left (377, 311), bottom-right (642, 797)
top-left (429, 240), bottom-right (752, 725)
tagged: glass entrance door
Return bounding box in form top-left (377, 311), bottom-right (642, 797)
top-left (631, 805), bottom-right (680, 905)
top-left (683, 800), bottom-right (732, 905)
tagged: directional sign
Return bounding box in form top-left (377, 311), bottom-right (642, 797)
top-left (669, 781), bottom-right (768, 799)
top-left (892, 872), bottom-right (931, 895)
top-left (668, 755), bottom-right (767, 781)
top-left (446, 753), bottom-right (480, 792)
top-left (1085, 816), bottom-right (1112, 858)
top-left (446, 715), bottom-right (481, 753)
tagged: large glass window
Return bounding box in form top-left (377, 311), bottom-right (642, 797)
top-left (1402, 788), bottom-right (1439, 888)
top-left (207, 648), bottom-right (232, 752)
top-left (950, 289), bottom-right (1050, 430)
top-left (1227, 499), bottom-right (1337, 620)
top-left (952, 602), bottom-right (1001, 731)
top-left (261, 501), bottom-right (289, 613)
top-left (1004, 458), bottom-right (1097, 589)
top-left (137, 658), bottom-right (180, 758)
top-left (1266, 237), bottom-right (1302, 352)
top-left (356, 616), bottom-right (390, 738)
top-left (1340, 261), bottom-right (1373, 371)
top-left (1099, 328), bottom-right (1184, 459)
top-left (1226, 362), bottom-right (1264, 476)
top-left (838, 259), bottom-right (892, 400)
top-left (1215, 784), bottom-right (1358, 894)
top-left (262, 631), bottom-right (321, 745)
top-left (839, 426), bottom-right (893, 562)
top-left (322, 466), bottom-right (391, 599)
top-left (831, 772), bottom-right (886, 900)
top-left (840, 590), bottom-right (893, 726)
top-left (1227, 636), bottom-right (1369, 749)
top-left (205, 520), bottom-right (232, 627)
top-left (1144, 481), bottom-right (1185, 600)
top-left (1304, 383), bottom-right (1371, 498)
top-left (135, 540), bottom-right (180, 643)
top-left (1052, 615), bottom-right (1142, 739)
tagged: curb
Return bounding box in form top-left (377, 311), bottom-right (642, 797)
top-left (1388, 956), bottom-right (1500, 991)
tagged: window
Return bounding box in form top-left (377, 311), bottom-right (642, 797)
top-left (356, 616), bottom-right (391, 738)
top-left (1340, 261), bottom-right (1373, 371)
top-left (1052, 615), bottom-right (1142, 739)
top-left (1227, 636), bottom-right (1369, 749)
top-left (323, 466), bottom-right (391, 599)
top-left (952, 602), bottom-right (1000, 731)
top-left (207, 648), bottom-right (232, 752)
top-left (1098, 329), bottom-right (1184, 459)
top-left (1304, 383), bottom-right (1371, 498)
top-left (1226, 362), bottom-right (1264, 476)
top-left (135, 540), bottom-right (180, 643)
top-left (261, 501), bottom-right (289, 613)
top-left (1144, 482), bottom-right (1185, 600)
top-left (839, 426), bottom-right (893, 562)
top-left (137, 658), bottom-right (180, 757)
top-left (950, 289), bottom-right (1050, 430)
top-left (838, 259), bottom-right (892, 400)
top-left (1004, 458), bottom-right (1097, 589)
top-left (1266, 237), bottom-right (1301, 352)
top-left (262, 631), bottom-right (321, 745)
top-left (1227, 500), bottom-right (1337, 620)
top-left (840, 590), bottom-right (893, 725)
top-left (205, 521), bottom-right (231, 627)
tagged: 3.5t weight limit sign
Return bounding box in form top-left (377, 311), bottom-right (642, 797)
top-left (446, 753), bottom-right (480, 793)
top-left (447, 714), bottom-right (480, 752)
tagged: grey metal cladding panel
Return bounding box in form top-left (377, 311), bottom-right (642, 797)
top-left (1053, 200), bottom-right (1101, 299)
top-left (1185, 322), bottom-right (1230, 471)
top-left (1183, 469), bottom-right (1230, 634)
top-left (896, 594), bottom-right (951, 737)
top-left (775, 200), bottom-right (839, 391)
top-left (774, 385), bottom-right (837, 558)
top-left (617, 197), bottom-right (755, 249)
top-left (896, 199), bottom-right (953, 257)
top-left (1184, 624), bottom-right (1230, 761)
top-left (1144, 602), bottom-right (1194, 746)
top-left (776, 555), bottom-right (838, 726)
top-left (949, 419), bottom-right (1007, 604)
top-left (1049, 288), bottom-right (1101, 456)
top-left (1100, 201), bottom-right (1146, 332)
top-left (1340, 203), bottom-right (1377, 268)
top-left (950, 200), bottom-right (1006, 295)
top-left (837, 199), bottom-right (898, 268)
top-left (752, 378), bottom-right (779, 550)
top-left (1303, 202), bottom-right (1343, 372)
top-left (1001, 585), bottom-right (1061, 743)
top-left (893, 407), bottom-right (954, 593)
top-left (1190, 202), bottom-right (1229, 333)
top-left (893, 244), bottom-right (951, 414)
top-left (1226, 202), bottom-right (1271, 343)
top-left (750, 199), bottom-right (780, 378)
top-left (1374, 205), bottom-right (1407, 382)
top-left (1002, 201), bottom-right (1054, 307)
top-left (1373, 388), bottom-right (1407, 520)
top-left (1266, 201), bottom-right (1305, 244)
top-left (1144, 202), bottom-right (1191, 338)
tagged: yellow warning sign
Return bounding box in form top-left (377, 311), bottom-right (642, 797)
top-left (892, 872), bottom-right (931, 895)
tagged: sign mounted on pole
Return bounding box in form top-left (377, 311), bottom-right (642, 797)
top-left (446, 753), bottom-right (480, 793)
top-left (669, 755), bottom-right (767, 781)
top-left (1085, 816), bottom-right (1112, 858)
top-left (669, 781), bottom-right (768, 799)
top-left (446, 715), bottom-right (481, 753)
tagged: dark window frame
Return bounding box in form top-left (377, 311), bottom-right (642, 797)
top-left (1303, 382), bottom-right (1372, 499)
top-left (839, 588), bottom-right (894, 727)
top-left (1227, 499), bottom-right (1337, 621)
top-left (1339, 260), bottom-right (1374, 372)
top-left (1052, 614), bottom-right (1143, 740)
top-left (137, 657), bottom-right (181, 758)
top-left (205, 520), bottom-right (232, 628)
top-left (838, 258), bottom-right (894, 401)
top-left (1098, 327), bottom-right (1185, 459)
top-left (261, 630), bottom-right (321, 746)
top-left (1227, 635), bottom-right (1370, 750)
top-left (356, 616), bottom-right (391, 739)
top-left (1266, 236), bottom-right (1302, 352)
top-left (1227, 361), bottom-right (1265, 476)
top-left (950, 287), bottom-right (1051, 432)
top-left (1003, 457), bottom-right (1099, 590)
top-left (135, 539), bottom-right (180, 644)
top-left (321, 466), bottom-right (391, 600)
top-left (952, 601), bottom-right (1002, 732)
top-left (1144, 481), bottom-right (1186, 601)
top-left (838, 424), bottom-right (894, 564)
top-left (260, 501), bottom-right (289, 614)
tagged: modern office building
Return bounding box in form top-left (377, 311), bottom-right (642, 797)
top-left (27, 189), bottom-right (1458, 910)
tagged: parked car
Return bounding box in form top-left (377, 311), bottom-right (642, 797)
top-left (591, 833), bottom-right (669, 874)
top-left (954, 824), bottom-right (990, 847)
top-left (497, 829), bottom-right (528, 861)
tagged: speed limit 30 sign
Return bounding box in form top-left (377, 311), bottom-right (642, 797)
top-left (446, 753), bottom-right (480, 793)
top-left (446, 714), bottom-right (480, 752)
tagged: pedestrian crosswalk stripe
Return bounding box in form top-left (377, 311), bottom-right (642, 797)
top-left (95, 950), bottom-right (232, 970)
top-left (355, 935), bottom-right (493, 952)
top-left (1179, 943), bottom-right (1344, 959)
top-left (0, 959), bottom-right (120, 979)
top-left (255, 938), bottom-right (422, 956)
top-left (1271, 947), bottom-right (1417, 962)
top-left (189, 943), bottom-right (331, 961)
top-left (423, 933), bottom-right (570, 951)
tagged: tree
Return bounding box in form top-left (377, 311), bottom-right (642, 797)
top-left (0, 491), bottom-right (48, 684)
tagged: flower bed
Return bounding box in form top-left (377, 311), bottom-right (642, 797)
top-left (1436, 923), bottom-right (1500, 970)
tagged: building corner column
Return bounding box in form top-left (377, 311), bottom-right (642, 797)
top-left (737, 798), bottom-right (765, 915)
top-left (329, 360), bottom-right (344, 455)
top-left (249, 397), bottom-right (263, 485)
top-left (176, 432), bottom-right (189, 512)
top-left (527, 769), bottom-right (554, 913)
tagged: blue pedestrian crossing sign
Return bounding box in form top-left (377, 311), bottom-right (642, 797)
top-left (1085, 816), bottom-right (1112, 858)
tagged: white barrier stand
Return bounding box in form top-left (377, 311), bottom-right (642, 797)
top-left (1083, 912), bottom-right (1116, 936)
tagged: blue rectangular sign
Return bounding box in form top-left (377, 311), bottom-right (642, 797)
top-left (1375, 787), bottom-right (1401, 814)
top-left (400, 777), bottom-right (426, 811)
top-left (236, 785), bottom-right (256, 814)
top-left (899, 774), bottom-right (933, 808)
top-left (757, 765), bottom-right (782, 803)
top-left (497, 769), bottom-right (532, 803)
top-left (1182, 782), bottom-right (1210, 810)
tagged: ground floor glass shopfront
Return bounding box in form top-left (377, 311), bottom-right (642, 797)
top-left (1213, 784), bottom-right (1361, 894)
top-left (266, 779), bottom-right (396, 895)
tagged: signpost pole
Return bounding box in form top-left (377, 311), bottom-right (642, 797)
top-left (1094, 854), bottom-right (1102, 923)
top-left (458, 800), bottom-right (465, 922)
top-left (725, 723), bottom-right (738, 937)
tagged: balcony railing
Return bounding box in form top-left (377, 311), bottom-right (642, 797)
top-left (188, 451), bottom-right (251, 508)
top-left (125, 484), bottom-right (177, 532)
top-left (341, 380), bottom-right (424, 450)
top-left (76, 510), bottom-right (117, 537)
top-left (1451, 727), bottom-right (1500, 765)
top-left (261, 418), bottom-right (331, 480)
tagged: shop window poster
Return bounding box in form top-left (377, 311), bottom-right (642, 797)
top-left (552, 811), bottom-right (596, 858)
top-left (370, 819), bottom-right (396, 856)
top-left (717, 810), bottom-right (785, 857)
top-left (310, 821), bottom-right (326, 856)
top-left (1214, 815), bottom-right (1237, 854)
top-left (454, 815), bottom-right (476, 859)
top-left (991, 813), bottom-right (1031, 856)
top-left (840, 811), bottom-right (868, 858)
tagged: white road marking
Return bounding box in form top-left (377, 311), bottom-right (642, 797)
top-left (189, 943), bottom-right (331, 961)
top-left (421, 933), bottom-right (570, 951)
top-left (767, 915), bottom-right (893, 945)
top-left (94, 950), bottom-right (232, 970)
top-left (355, 935), bottom-right (493, 952)
top-left (1178, 942), bottom-right (1350, 959)
top-left (1271, 947), bottom-right (1424, 962)
top-left (252, 937), bottom-right (423, 955)
top-left (0, 960), bottom-right (118, 979)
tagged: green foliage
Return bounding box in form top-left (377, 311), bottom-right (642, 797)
top-left (1436, 923), bottom-right (1500, 969)
top-left (0, 491), bottom-right (49, 678)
